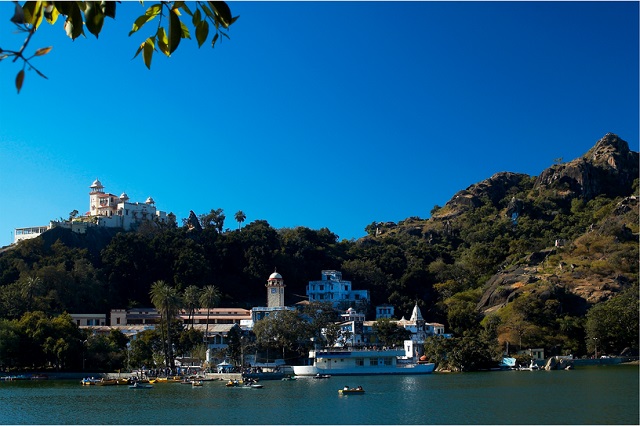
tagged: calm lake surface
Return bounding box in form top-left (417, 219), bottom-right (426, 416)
top-left (1, 365), bottom-right (638, 425)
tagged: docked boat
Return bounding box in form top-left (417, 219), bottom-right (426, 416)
top-left (191, 380), bottom-right (204, 387)
top-left (292, 347), bottom-right (435, 376)
top-left (338, 386), bottom-right (365, 395)
top-left (129, 382), bottom-right (153, 389)
top-left (80, 377), bottom-right (100, 386)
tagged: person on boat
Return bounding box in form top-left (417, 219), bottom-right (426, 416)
top-left (344, 386), bottom-right (349, 390)
top-left (357, 386), bottom-right (362, 390)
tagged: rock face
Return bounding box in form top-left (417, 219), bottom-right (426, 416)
top-left (535, 133), bottom-right (638, 200)
top-left (185, 210), bottom-right (202, 232)
top-left (445, 172), bottom-right (529, 211)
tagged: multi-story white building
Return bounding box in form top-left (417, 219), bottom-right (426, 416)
top-left (13, 179), bottom-right (168, 244)
top-left (84, 178), bottom-right (167, 230)
top-left (306, 270), bottom-right (370, 308)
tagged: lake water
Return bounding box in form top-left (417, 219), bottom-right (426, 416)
top-left (1, 365), bottom-right (638, 425)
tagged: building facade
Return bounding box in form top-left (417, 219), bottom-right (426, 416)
top-left (306, 270), bottom-right (370, 308)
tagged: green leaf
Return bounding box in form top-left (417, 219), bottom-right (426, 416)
top-left (84, 1), bottom-right (105, 38)
top-left (180, 21), bottom-right (191, 39)
top-left (211, 32), bottom-right (219, 48)
top-left (10, 3), bottom-right (25, 24)
top-left (168, 9), bottom-right (181, 54)
top-left (132, 42), bottom-right (144, 60)
top-left (179, 2), bottom-right (193, 17)
top-left (208, 1), bottom-right (232, 28)
top-left (63, 2), bottom-right (84, 40)
top-left (191, 7), bottom-right (201, 27)
top-left (142, 37), bottom-right (155, 70)
top-left (15, 70), bottom-right (25, 94)
top-left (52, 2), bottom-right (70, 17)
top-left (195, 20), bottom-right (209, 48)
top-left (157, 27), bottom-right (170, 57)
top-left (200, 3), bottom-right (216, 21)
top-left (103, 1), bottom-right (117, 19)
top-left (44, 4), bottom-right (59, 25)
top-left (129, 4), bottom-right (161, 36)
top-left (22, 1), bottom-right (44, 28)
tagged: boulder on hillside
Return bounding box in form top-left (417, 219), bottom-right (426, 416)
top-left (535, 133), bottom-right (638, 200)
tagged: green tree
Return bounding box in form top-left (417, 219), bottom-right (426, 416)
top-left (252, 310), bottom-right (310, 362)
top-left (585, 285), bottom-right (639, 356)
top-left (373, 318), bottom-right (411, 347)
top-left (183, 285), bottom-right (201, 329)
top-left (0, 319), bottom-right (21, 369)
top-left (199, 209), bottom-right (226, 233)
top-left (199, 285), bottom-right (221, 346)
top-left (234, 211), bottom-right (247, 230)
top-left (150, 280), bottom-right (182, 368)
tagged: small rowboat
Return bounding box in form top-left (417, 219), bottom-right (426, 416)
top-left (338, 387), bottom-right (365, 395)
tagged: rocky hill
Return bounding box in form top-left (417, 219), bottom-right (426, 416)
top-left (373, 133), bottom-right (638, 317)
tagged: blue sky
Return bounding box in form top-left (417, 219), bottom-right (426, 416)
top-left (1, 1), bottom-right (638, 246)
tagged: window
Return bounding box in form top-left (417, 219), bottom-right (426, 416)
top-left (355, 358), bottom-right (364, 366)
top-left (369, 358), bottom-right (379, 366)
top-left (271, 288), bottom-right (277, 293)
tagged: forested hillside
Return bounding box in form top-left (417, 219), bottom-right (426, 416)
top-left (1, 133), bottom-right (637, 359)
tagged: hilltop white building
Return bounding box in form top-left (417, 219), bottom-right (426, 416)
top-left (83, 178), bottom-right (168, 230)
top-left (13, 179), bottom-right (167, 244)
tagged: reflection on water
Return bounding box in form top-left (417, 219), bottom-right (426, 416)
top-left (1, 365), bottom-right (638, 424)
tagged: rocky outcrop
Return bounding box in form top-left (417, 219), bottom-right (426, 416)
top-left (185, 210), bottom-right (202, 232)
top-left (535, 133), bottom-right (638, 200)
top-left (444, 172), bottom-right (529, 212)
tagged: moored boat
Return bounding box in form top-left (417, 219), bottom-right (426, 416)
top-left (293, 347), bottom-right (435, 376)
top-left (129, 382), bottom-right (153, 389)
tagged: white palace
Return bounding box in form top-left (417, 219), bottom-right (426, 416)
top-left (13, 179), bottom-right (168, 244)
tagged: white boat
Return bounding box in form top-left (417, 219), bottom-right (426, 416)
top-left (292, 347), bottom-right (435, 376)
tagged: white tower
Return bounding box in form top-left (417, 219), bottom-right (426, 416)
top-left (89, 178), bottom-right (105, 215)
top-left (266, 269), bottom-right (285, 308)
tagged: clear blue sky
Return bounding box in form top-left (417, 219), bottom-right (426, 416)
top-left (1, 1), bottom-right (638, 246)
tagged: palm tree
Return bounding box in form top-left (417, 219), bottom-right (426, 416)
top-left (22, 275), bottom-right (43, 312)
top-left (199, 285), bottom-right (221, 347)
top-left (183, 285), bottom-right (201, 329)
top-left (234, 210), bottom-right (246, 230)
top-left (150, 280), bottom-right (182, 369)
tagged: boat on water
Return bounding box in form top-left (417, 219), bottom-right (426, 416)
top-left (338, 386), bottom-right (365, 395)
top-left (292, 347), bottom-right (436, 376)
top-left (191, 380), bottom-right (204, 387)
top-left (129, 382), bottom-right (153, 389)
top-left (313, 374), bottom-right (331, 379)
top-left (226, 379), bottom-right (263, 389)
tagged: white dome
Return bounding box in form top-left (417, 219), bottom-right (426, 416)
top-left (145, 196), bottom-right (155, 204)
top-left (90, 179), bottom-right (103, 188)
top-left (119, 192), bottom-right (129, 200)
top-left (269, 272), bottom-right (283, 280)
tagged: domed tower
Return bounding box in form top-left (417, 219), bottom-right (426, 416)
top-left (89, 178), bottom-right (105, 215)
top-left (266, 269), bottom-right (285, 308)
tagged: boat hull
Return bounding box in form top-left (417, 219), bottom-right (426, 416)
top-left (292, 363), bottom-right (435, 376)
